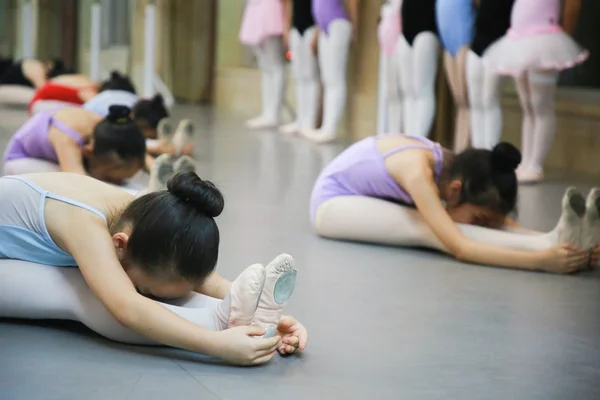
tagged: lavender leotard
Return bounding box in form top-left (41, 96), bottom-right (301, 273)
top-left (310, 135), bottom-right (444, 224)
top-left (3, 111), bottom-right (84, 163)
top-left (312, 0), bottom-right (348, 35)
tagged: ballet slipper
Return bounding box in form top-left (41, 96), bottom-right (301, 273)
top-left (157, 118), bottom-right (175, 143)
top-left (554, 187), bottom-right (585, 248)
top-left (582, 188), bottom-right (600, 267)
top-left (173, 155), bottom-right (196, 175)
top-left (251, 254), bottom-right (297, 337)
top-left (245, 116), bottom-right (278, 129)
top-left (302, 128), bottom-right (337, 144)
top-left (148, 154), bottom-right (175, 192)
top-left (279, 121), bottom-right (300, 135)
top-left (172, 119), bottom-right (195, 157)
top-left (517, 169), bottom-right (544, 184)
top-left (214, 264), bottom-right (266, 330)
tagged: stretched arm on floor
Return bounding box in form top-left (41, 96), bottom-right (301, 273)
top-left (390, 153), bottom-right (587, 273)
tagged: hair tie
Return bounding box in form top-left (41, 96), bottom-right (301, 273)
top-left (185, 198), bottom-right (190, 202)
top-left (116, 117), bottom-right (129, 124)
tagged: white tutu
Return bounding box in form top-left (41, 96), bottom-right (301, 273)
top-left (483, 30), bottom-right (589, 76)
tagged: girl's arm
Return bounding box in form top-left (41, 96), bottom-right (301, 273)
top-left (391, 154), bottom-right (562, 271)
top-left (59, 214), bottom-right (281, 364)
top-left (283, 0), bottom-right (292, 49)
top-left (345, 0), bottom-right (359, 42)
top-left (48, 130), bottom-right (88, 175)
top-left (562, 0), bottom-right (582, 34)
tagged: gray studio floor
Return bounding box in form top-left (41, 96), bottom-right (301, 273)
top-left (1, 104), bottom-right (600, 400)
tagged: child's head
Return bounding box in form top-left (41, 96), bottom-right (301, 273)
top-left (110, 171), bottom-right (224, 299)
top-left (132, 94), bottom-right (169, 139)
top-left (82, 105), bottom-right (146, 185)
top-left (443, 143), bottom-right (521, 228)
top-left (99, 71), bottom-right (137, 94)
top-left (45, 59), bottom-right (73, 78)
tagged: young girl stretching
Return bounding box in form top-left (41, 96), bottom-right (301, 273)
top-left (310, 134), bottom-right (599, 273)
top-left (2, 105), bottom-right (146, 185)
top-left (0, 167), bottom-right (306, 365)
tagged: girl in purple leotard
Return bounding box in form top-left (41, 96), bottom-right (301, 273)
top-left (310, 134), bottom-right (600, 274)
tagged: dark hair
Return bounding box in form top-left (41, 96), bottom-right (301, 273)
top-left (114, 171), bottom-right (224, 281)
top-left (450, 142), bottom-right (521, 215)
top-left (46, 59), bottom-right (74, 78)
top-left (93, 105), bottom-right (146, 163)
top-left (132, 94), bottom-right (169, 129)
top-left (99, 70), bottom-right (137, 94)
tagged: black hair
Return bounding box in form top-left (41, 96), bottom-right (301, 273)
top-left (449, 142), bottom-right (521, 215)
top-left (99, 70), bottom-right (137, 94)
top-left (132, 94), bottom-right (169, 129)
top-left (93, 105), bottom-right (146, 164)
top-left (46, 59), bottom-right (74, 78)
top-left (114, 171), bottom-right (224, 281)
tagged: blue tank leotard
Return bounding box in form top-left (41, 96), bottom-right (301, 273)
top-left (435, 0), bottom-right (475, 57)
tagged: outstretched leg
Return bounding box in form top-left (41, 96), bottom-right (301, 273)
top-left (313, 191), bottom-right (584, 254)
top-left (0, 260), bottom-right (267, 345)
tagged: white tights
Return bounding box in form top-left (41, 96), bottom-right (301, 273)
top-left (466, 51), bottom-right (503, 150)
top-left (0, 260), bottom-right (222, 345)
top-left (314, 196), bottom-right (556, 254)
top-left (317, 19), bottom-right (352, 135)
top-left (384, 38), bottom-right (403, 133)
top-left (398, 32), bottom-right (440, 138)
top-left (515, 70), bottom-right (559, 176)
top-left (252, 36), bottom-right (286, 124)
top-left (289, 27), bottom-right (320, 130)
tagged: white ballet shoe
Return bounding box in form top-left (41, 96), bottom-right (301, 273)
top-left (554, 187), bottom-right (586, 248)
top-left (157, 118), bottom-right (175, 143)
top-left (251, 254), bottom-right (297, 336)
top-left (148, 154), bottom-right (175, 192)
top-left (215, 264), bottom-right (267, 329)
top-left (172, 119), bottom-right (195, 156)
top-left (302, 128), bottom-right (337, 144)
top-left (279, 121), bottom-right (300, 135)
top-left (245, 115), bottom-right (278, 129)
top-left (517, 169), bottom-right (544, 184)
top-left (582, 188), bottom-right (600, 267)
top-left (173, 155), bottom-right (196, 175)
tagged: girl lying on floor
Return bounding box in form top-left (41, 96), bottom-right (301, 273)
top-left (0, 160), bottom-right (306, 365)
top-left (310, 134), bottom-right (599, 273)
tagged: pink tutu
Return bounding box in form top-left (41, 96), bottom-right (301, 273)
top-left (239, 0), bottom-right (285, 46)
top-left (378, 1), bottom-right (402, 56)
top-left (483, 29), bottom-right (589, 76)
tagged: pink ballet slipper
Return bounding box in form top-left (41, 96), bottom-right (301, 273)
top-left (251, 254), bottom-right (297, 335)
top-left (215, 264), bottom-right (266, 329)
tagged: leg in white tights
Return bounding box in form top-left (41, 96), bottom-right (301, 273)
top-left (313, 195), bottom-right (585, 255)
top-left (515, 73), bottom-right (535, 179)
top-left (409, 32), bottom-right (440, 138)
top-left (246, 36), bottom-right (286, 129)
top-left (515, 71), bottom-right (559, 183)
top-left (3, 158), bottom-right (60, 175)
top-left (281, 27), bottom-right (320, 135)
top-left (0, 260), bottom-right (221, 345)
top-left (304, 19), bottom-right (352, 143)
top-left (384, 38), bottom-right (403, 134)
top-left (397, 35), bottom-right (414, 135)
top-left (466, 51), bottom-right (503, 150)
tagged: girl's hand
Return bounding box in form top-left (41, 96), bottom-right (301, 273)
top-left (589, 245), bottom-right (599, 269)
top-left (215, 326), bottom-right (281, 366)
top-left (537, 244), bottom-right (589, 274)
top-left (276, 316), bottom-right (308, 355)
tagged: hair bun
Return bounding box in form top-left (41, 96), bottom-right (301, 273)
top-left (491, 142), bottom-right (521, 173)
top-left (110, 70), bottom-right (121, 80)
top-left (167, 172), bottom-right (224, 218)
top-left (106, 105), bottom-right (132, 124)
top-left (152, 94), bottom-right (165, 105)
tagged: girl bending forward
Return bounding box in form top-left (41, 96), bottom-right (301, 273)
top-left (0, 170), bottom-right (306, 365)
top-left (310, 134), bottom-right (599, 273)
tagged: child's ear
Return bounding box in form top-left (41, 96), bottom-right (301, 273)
top-left (445, 179), bottom-right (463, 207)
top-left (81, 143), bottom-right (93, 157)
